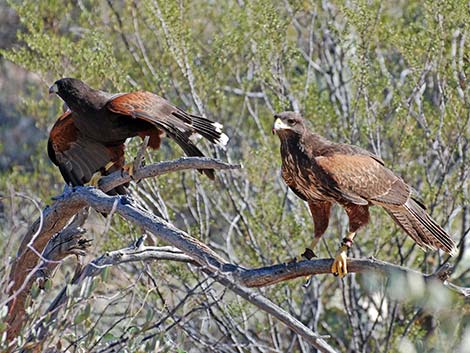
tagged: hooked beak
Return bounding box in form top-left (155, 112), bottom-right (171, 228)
top-left (49, 83), bottom-right (58, 96)
top-left (272, 118), bottom-right (290, 134)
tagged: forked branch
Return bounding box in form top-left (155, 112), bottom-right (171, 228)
top-left (6, 157), bottom-right (240, 347)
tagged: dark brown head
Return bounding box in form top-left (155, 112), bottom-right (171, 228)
top-left (49, 78), bottom-right (90, 98)
top-left (49, 78), bottom-right (102, 113)
top-left (272, 111), bottom-right (306, 137)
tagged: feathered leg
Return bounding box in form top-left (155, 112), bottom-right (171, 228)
top-left (303, 201), bottom-right (332, 260)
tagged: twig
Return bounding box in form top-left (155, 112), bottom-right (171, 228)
top-left (133, 135), bottom-right (150, 176)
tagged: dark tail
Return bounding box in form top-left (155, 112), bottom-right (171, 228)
top-left (172, 110), bottom-right (229, 148)
top-left (168, 129), bottom-right (215, 180)
top-left (385, 198), bottom-right (457, 256)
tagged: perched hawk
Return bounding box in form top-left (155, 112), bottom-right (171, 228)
top-left (48, 78), bottom-right (229, 194)
top-left (272, 111), bottom-right (457, 277)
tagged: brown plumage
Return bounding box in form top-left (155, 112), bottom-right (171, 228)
top-left (48, 78), bottom-right (229, 194)
top-left (273, 111), bottom-right (457, 275)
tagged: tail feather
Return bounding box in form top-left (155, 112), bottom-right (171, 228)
top-left (385, 199), bottom-right (457, 256)
top-left (172, 111), bottom-right (229, 148)
top-left (190, 115), bottom-right (229, 148)
top-left (167, 128), bottom-right (215, 180)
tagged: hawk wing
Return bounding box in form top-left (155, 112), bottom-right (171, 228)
top-left (48, 111), bottom-right (127, 194)
top-left (315, 154), bottom-right (410, 206)
top-left (316, 153), bottom-right (457, 255)
top-left (106, 92), bottom-right (229, 179)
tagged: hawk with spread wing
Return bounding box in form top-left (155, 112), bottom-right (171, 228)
top-left (48, 78), bottom-right (228, 194)
top-left (273, 111), bottom-right (457, 277)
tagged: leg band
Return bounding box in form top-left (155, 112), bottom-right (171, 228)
top-left (341, 237), bottom-right (353, 248)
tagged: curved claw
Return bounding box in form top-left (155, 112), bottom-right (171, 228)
top-left (331, 245), bottom-right (349, 278)
top-left (88, 171), bottom-right (103, 187)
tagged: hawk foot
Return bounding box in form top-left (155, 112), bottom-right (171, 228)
top-left (331, 245), bottom-right (349, 278)
top-left (88, 171), bottom-right (103, 187)
top-left (121, 162), bottom-right (135, 180)
top-left (88, 161), bottom-right (115, 188)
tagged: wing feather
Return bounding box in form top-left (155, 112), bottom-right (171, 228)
top-left (48, 111), bottom-right (126, 191)
top-left (315, 154), bottom-right (410, 206)
top-left (106, 92), bottom-right (228, 147)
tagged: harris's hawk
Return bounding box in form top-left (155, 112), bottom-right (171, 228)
top-left (48, 78), bottom-right (229, 194)
top-left (272, 111), bottom-right (457, 277)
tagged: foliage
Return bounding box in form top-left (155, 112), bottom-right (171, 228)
top-left (1, 0), bottom-right (469, 352)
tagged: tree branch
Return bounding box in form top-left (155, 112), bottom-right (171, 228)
top-left (12, 186), bottom-right (337, 353)
top-left (7, 157), bottom-right (239, 344)
top-left (8, 158), bottom-right (466, 353)
top-left (98, 156), bottom-right (241, 193)
top-left (35, 211), bottom-right (92, 288)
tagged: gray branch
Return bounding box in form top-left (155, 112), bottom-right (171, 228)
top-left (98, 156), bottom-right (241, 193)
top-left (7, 157), bottom-right (239, 342)
top-left (22, 187), bottom-right (336, 353)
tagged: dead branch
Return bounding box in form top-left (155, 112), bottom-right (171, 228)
top-left (10, 185), bottom-right (336, 353)
top-left (6, 157), bottom-right (239, 345)
top-left (35, 212), bottom-right (92, 288)
top-left (98, 156), bottom-right (241, 193)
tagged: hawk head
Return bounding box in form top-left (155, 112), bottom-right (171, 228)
top-left (49, 78), bottom-right (106, 113)
top-left (49, 78), bottom-right (89, 98)
top-left (272, 111), bottom-right (306, 136)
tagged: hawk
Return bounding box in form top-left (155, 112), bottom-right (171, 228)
top-left (48, 78), bottom-right (229, 194)
top-left (272, 111), bottom-right (457, 277)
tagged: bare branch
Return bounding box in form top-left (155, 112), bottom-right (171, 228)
top-left (14, 187), bottom-right (336, 352)
top-left (7, 157), bottom-right (238, 343)
top-left (98, 156), bottom-right (241, 193)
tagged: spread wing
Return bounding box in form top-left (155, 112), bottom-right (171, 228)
top-left (106, 91), bottom-right (229, 179)
top-left (315, 154), bottom-right (410, 206)
top-left (48, 111), bottom-right (126, 193)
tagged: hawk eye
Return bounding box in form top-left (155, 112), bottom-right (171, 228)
top-left (287, 119), bottom-right (296, 125)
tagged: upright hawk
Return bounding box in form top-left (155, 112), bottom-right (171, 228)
top-left (272, 111), bottom-right (457, 277)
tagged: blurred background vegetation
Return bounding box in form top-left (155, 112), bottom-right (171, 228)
top-left (0, 0), bottom-right (469, 352)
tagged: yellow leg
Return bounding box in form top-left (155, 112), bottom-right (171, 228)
top-left (122, 163), bottom-right (134, 177)
top-left (331, 232), bottom-right (356, 278)
top-left (88, 162), bottom-right (115, 188)
top-left (104, 161), bottom-right (115, 171)
top-left (88, 172), bottom-right (102, 187)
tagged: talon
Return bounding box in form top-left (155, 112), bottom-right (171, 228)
top-left (122, 161), bottom-right (138, 181)
top-left (122, 163), bottom-right (134, 177)
top-left (287, 257), bottom-right (298, 264)
top-left (88, 171), bottom-right (103, 187)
